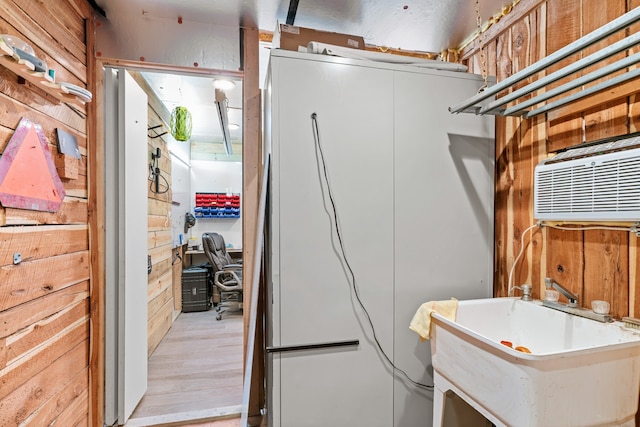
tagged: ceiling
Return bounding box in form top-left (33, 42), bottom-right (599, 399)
top-left (96, 0), bottom-right (515, 161)
top-left (139, 71), bottom-right (244, 161)
top-left (95, 0), bottom-right (515, 54)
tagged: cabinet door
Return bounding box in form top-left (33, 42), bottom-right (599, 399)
top-left (392, 70), bottom-right (495, 426)
top-left (270, 55), bottom-right (395, 427)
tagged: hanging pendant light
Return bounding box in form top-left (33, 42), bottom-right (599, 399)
top-left (170, 106), bottom-right (192, 141)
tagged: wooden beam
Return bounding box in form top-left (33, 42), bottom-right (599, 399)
top-left (89, 40), bottom-right (105, 427)
top-left (241, 25), bottom-right (263, 419)
top-left (460, 0), bottom-right (547, 61)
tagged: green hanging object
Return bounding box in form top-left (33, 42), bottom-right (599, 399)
top-left (170, 106), bottom-right (192, 141)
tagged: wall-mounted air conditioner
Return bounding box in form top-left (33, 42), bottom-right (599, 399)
top-left (534, 135), bottom-right (640, 222)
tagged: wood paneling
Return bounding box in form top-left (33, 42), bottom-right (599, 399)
top-left (22, 368), bottom-right (89, 426)
top-left (1, 198), bottom-right (88, 226)
top-left (0, 0), bottom-right (92, 424)
top-left (465, 0), bottom-right (640, 420)
top-left (494, 29), bottom-right (514, 297)
top-left (144, 75), bottom-right (176, 356)
top-left (0, 225), bottom-right (87, 264)
top-left (0, 338), bottom-right (89, 424)
top-left (0, 1), bottom-right (87, 83)
top-left (545, 0), bottom-right (582, 153)
top-left (471, 0), bottom-right (637, 308)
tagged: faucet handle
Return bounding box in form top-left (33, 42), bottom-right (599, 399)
top-left (544, 277), bottom-right (553, 288)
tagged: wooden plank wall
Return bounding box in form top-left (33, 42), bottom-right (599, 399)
top-left (0, 0), bottom-right (93, 424)
top-left (130, 71), bottom-right (177, 357)
top-left (464, 0), bottom-right (640, 317)
top-left (462, 0), bottom-right (640, 421)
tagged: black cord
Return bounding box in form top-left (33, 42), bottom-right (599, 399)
top-left (310, 112), bottom-right (433, 390)
top-left (149, 172), bottom-right (170, 194)
top-left (148, 156), bottom-right (170, 194)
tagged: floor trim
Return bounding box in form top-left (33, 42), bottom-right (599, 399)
top-left (124, 405), bottom-right (242, 427)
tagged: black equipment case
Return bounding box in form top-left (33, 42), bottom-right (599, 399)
top-left (181, 266), bottom-right (211, 312)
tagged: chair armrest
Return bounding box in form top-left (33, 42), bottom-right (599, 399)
top-left (214, 270), bottom-right (242, 291)
top-left (223, 263), bottom-right (242, 269)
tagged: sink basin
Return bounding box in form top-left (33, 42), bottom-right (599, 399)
top-left (430, 297), bottom-right (640, 427)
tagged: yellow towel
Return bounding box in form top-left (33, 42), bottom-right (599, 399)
top-left (409, 298), bottom-right (458, 341)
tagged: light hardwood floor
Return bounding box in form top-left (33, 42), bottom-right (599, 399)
top-left (180, 419), bottom-right (241, 427)
top-left (125, 309), bottom-right (244, 426)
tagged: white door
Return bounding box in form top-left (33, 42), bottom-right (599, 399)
top-left (104, 68), bottom-right (149, 425)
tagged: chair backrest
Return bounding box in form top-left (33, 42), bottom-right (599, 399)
top-left (202, 232), bottom-right (233, 272)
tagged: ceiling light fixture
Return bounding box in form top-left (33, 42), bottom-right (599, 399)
top-left (213, 79), bottom-right (236, 91)
top-left (214, 88), bottom-right (232, 155)
top-left (229, 123), bottom-right (240, 130)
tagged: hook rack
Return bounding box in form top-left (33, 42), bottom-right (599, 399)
top-left (148, 124), bottom-right (168, 139)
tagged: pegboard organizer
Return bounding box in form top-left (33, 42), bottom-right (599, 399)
top-left (194, 192), bottom-right (240, 218)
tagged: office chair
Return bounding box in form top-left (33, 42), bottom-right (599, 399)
top-left (202, 232), bottom-right (243, 320)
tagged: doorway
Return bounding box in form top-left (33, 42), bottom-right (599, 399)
top-left (102, 64), bottom-right (246, 426)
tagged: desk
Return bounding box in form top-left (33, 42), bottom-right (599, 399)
top-left (185, 248), bottom-right (242, 267)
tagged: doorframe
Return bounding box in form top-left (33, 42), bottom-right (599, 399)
top-left (89, 57), bottom-right (260, 426)
top-left (102, 68), bottom-right (150, 424)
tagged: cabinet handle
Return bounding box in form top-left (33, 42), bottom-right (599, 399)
top-left (266, 339), bottom-right (359, 353)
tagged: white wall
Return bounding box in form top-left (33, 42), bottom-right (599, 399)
top-left (189, 160), bottom-right (243, 249)
top-left (170, 149), bottom-right (192, 248)
top-left (96, 12), bottom-right (241, 71)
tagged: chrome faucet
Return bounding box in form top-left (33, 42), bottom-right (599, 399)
top-left (542, 277), bottom-right (611, 323)
top-left (544, 277), bottom-right (579, 307)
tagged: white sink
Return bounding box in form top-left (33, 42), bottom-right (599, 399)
top-left (430, 297), bottom-right (640, 427)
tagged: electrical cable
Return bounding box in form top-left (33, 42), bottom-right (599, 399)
top-left (148, 154), bottom-right (170, 194)
top-left (149, 172), bottom-right (170, 194)
top-left (544, 223), bottom-right (634, 232)
top-left (310, 112), bottom-right (433, 391)
top-left (507, 222), bottom-right (541, 296)
top-left (506, 221), bottom-right (637, 297)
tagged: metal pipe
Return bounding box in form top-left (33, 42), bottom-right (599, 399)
top-left (503, 51), bottom-right (640, 116)
top-left (448, 5), bottom-right (640, 114)
top-left (479, 32), bottom-right (640, 114)
top-left (524, 66), bottom-right (640, 118)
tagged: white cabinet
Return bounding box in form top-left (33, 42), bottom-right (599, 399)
top-left (392, 70), bottom-right (495, 426)
top-left (266, 50), bottom-right (494, 427)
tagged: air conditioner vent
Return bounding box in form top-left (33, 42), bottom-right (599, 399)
top-left (534, 146), bottom-right (640, 221)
